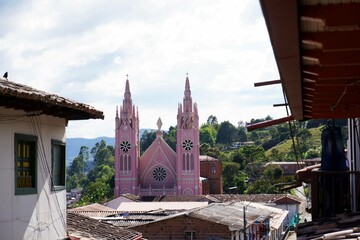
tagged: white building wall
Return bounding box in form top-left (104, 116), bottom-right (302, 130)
top-left (275, 204), bottom-right (298, 227)
top-left (0, 107), bottom-right (67, 240)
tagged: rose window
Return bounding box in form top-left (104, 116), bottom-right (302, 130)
top-left (152, 167), bottom-right (167, 181)
top-left (182, 140), bottom-right (194, 151)
top-left (120, 141), bottom-right (131, 153)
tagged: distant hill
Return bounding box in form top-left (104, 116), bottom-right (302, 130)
top-left (66, 137), bottom-right (115, 164)
top-left (66, 129), bottom-right (152, 165)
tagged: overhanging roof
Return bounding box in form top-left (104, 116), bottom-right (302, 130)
top-left (0, 78), bottom-right (104, 120)
top-left (260, 0), bottom-right (360, 120)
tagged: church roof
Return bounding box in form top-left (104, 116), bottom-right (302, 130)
top-left (140, 132), bottom-right (176, 158)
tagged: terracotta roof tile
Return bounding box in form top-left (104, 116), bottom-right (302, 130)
top-left (0, 79), bottom-right (103, 120)
top-left (67, 212), bottom-right (142, 240)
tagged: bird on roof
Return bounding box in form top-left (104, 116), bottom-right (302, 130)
top-left (3, 72), bottom-right (8, 80)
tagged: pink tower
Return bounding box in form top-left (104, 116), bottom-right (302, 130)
top-left (114, 79), bottom-right (140, 196)
top-left (176, 76), bottom-right (202, 195)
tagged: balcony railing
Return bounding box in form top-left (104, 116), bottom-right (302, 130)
top-left (310, 169), bottom-right (360, 219)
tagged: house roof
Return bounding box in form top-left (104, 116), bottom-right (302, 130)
top-left (296, 212), bottom-right (360, 239)
top-left (260, 0), bottom-right (360, 120)
top-left (210, 194), bottom-right (300, 204)
top-left (0, 78), bottom-right (104, 120)
top-left (199, 155), bottom-right (219, 161)
top-left (67, 212), bottom-right (143, 240)
top-left (68, 209), bottom-right (174, 227)
top-left (68, 203), bottom-right (114, 212)
top-left (108, 201), bottom-right (208, 211)
top-left (129, 201), bottom-right (288, 231)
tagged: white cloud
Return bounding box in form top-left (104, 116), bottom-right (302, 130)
top-left (0, 0), bottom-right (285, 138)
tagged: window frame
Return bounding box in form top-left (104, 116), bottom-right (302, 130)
top-left (51, 140), bottom-right (66, 191)
top-left (15, 133), bottom-right (37, 195)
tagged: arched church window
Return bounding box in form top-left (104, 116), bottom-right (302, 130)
top-left (120, 155), bottom-right (124, 171)
top-left (120, 141), bottom-right (131, 153)
top-left (182, 140), bottom-right (194, 151)
top-left (152, 167), bottom-right (167, 181)
top-left (211, 164), bottom-right (216, 174)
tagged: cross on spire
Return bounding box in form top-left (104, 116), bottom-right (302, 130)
top-left (126, 74), bottom-right (129, 80)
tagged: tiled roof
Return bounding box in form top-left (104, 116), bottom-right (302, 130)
top-left (146, 195), bottom-right (220, 203)
top-left (68, 203), bottom-right (114, 212)
top-left (210, 194), bottom-right (300, 203)
top-left (69, 209), bottom-right (180, 227)
top-left (67, 212), bottom-right (143, 240)
top-left (0, 79), bottom-right (103, 120)
top-left (296, 212), bottom-right (360, 240)
top-left (199, 155), bottom-right (219, 161)
top-left (113, 201), bottom-right (208, 211)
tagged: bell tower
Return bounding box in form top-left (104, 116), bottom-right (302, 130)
top-left (114, 78), bottom-right (140, 196)
top-left (176, 75), bottom-right (202, 195)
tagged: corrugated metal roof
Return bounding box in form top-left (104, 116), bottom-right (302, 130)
top-left (188, 202), bottom-right (287, 231)
top-left (0, 79), bottom-right (103, 120)
top-left (126, 202), bottom-right (288, 232)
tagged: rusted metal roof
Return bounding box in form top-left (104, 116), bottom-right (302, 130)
top-left (188, 202), bottom-right (287, 231)
top-left (260, 0), bottom-right (360, 120)
top-left (0, 78), bottom-right (104, 120)
top-left (67, 212), bottom-right (143, 240)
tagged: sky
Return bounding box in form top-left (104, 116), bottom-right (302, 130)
top-left (0, 0), bottom-right (286, 138)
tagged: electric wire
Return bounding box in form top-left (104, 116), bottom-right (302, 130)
top-left (28, 115), bottom-right (67, 237)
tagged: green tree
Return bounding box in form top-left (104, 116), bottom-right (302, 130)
top-left (200, 124), bottom-right (217, 146)
top-left (91, 140), bottom-right (113, 167)
top-left (163, 126), bottom-right (177, 151)
top-left (140, 130), bottom-right (156, 153)
top-left (222, 161), bottom-right (241, 193)
top-left (207, 115), bottom-right (219, 129)
top-left (68, 146), bottom-right (89, 176)
top-left (245, 179), bottom-right (277, 194)
top-left (216, 121), bottom-right (237, 145)
top-left (231, 149), bottom-right (246, 170)
top-left (264, 165), bottom-right (283, 180)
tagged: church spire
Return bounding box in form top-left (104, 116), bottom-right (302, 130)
top-left (183, 74), bottom-right (192, 113)
top-left (124, 78), bottom-right (131, 99)
top-left (122, 78), bottom-right (133, 115)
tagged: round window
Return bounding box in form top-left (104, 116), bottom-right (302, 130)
top-left (182, 140), bottom-right (194, 151)
top-left (152, 167), bottom-right (167, 181)
top-left (120, 141), bottom-right (131, 153)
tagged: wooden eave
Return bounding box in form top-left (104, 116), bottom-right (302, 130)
top-left (260, 0), bottom-right (360, 120)
top-left (0, 79), bottom-right (104, 120)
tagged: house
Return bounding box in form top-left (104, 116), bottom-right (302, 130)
top-left (129, 201), bottom-right (288, 240)
top-left (264, 161), bottom-right (307, 176)
top-left (0, 78), bottom-right (103, 239)
top-left (200, 155), bottom-right (223, 194)
top-left (253, 0), bottom-right (360, 237)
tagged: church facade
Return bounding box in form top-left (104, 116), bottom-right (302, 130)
top-left (114, 76), bottom-right (202, 196)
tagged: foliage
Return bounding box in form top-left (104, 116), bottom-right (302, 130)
top-left (140, 130), bottom-right (156, 153)
top-left (216, 121), bottom-right (237, 145)
top-left (68, 114), bottom-right (346, 200)
top-left (67, 140), bottom-right (114, 205)
top-left (200, 124), bottom-right (217, 146)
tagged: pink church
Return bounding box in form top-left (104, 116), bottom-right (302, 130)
top-left (114, 76), bottom-right (202, 196)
